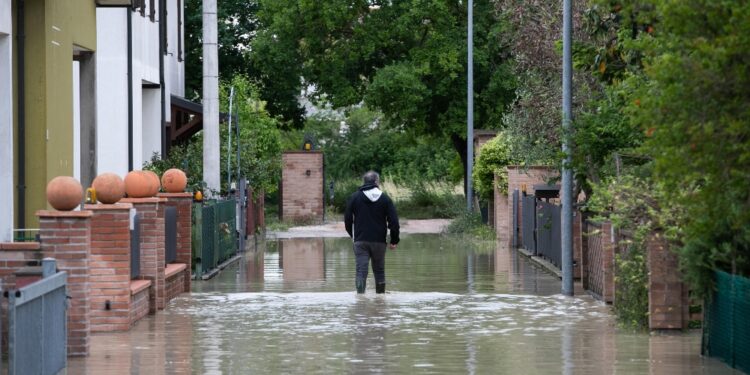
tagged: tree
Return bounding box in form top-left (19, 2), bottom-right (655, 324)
top-left (251, 0), bottom-right (516, 189)
top-left (184, 0), bottom-right (260, 99)
top-left (630, 0), bottom-right (750, 294)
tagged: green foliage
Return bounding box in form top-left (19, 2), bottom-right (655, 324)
top-left (219, 75), bottom-right (283, 196)
top-left (143, 142), bottom-right (203, 191)
top-left (472, 133), bottom-right (514, 201)
top-left (329, 178), bottom-right (361, 214)
top-left (184, 0), bottom-right (260, 99)
top-left (289, 106), bottom-right (459, 185)
top-left (252, 0), bottom-right (516, 170)
top-left (395, 184), bottom-right (464, 220)
top-left (145, 75), bottom-right (281, 197)
top-left (627, 0), bottom-right (750, 294)
top-left (586, 171), bottom-right (664, 328)
top-left (443, 211), bottom-right (495, 240)
top-left (613, 244), bottom-right (649, 330)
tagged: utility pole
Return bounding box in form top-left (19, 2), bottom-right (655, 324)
top-left (561, 0), bottom-right (574, 296)
top-left (203, 0), bottom-right (220, 195)
top-left (466, 0), bottom-right (474, 212)
top-left (227, 87), bottom-right (235, 190)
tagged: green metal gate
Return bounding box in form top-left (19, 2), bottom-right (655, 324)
top-left (192, 199), bottom-right (237, 277)
top-left (703, 270), bottom-right (750, 373)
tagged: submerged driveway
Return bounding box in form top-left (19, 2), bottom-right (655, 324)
top-left (68, 227), bottom-right (737, 374)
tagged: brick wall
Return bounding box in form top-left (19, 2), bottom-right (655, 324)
top-left (281, 152), bottom-right (324, 223)
top-left (86, 203), bottom-right (133, 332)
top-left (37, 210), bottom-right (93, 357)
top-left (493, 174), bottom-right (510, 246)
top-left (122, 198), bottom-right (166, 312)
top-left (158, 193), bottom-right (192, 293)
top-left (496, 166), bottom-right (559, 247)
top-left (129, 280), bottom-right (150, 326)
top-left (647, 232), bottom-right (689, 329)
top-left (600, 222), bottom-right (615, 303)
top-left (0, 242), bottom-right (43, 289)
top-left (165, 264), bottom-right (186, 303)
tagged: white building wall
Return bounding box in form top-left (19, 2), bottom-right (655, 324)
top-left (141, 88), bottom-right (161, 163)
top-left (0, 0), bottom-right (14, 241)
top-left (95, 8), bottom-right (129, 176)
top-left (167, 0), bottom-right (185, 101)
top-left (96, 6), bottom-right (165, 173)
top-left (133, 11), bottom-right (161, 167)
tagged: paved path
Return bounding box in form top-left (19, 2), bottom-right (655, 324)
top-left (267, 219), bottom-right (451, 239)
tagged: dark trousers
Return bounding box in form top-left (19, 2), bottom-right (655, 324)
top-left (353, 241), bottom-right (387, 284)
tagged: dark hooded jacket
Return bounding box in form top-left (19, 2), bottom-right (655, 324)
top-left (344, 183), bottom-right (400, 245)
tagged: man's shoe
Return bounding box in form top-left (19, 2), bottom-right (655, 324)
top-left (376, 283), bottom-right (386, 294)
top-left (356, 279), bottom-right (366, 294)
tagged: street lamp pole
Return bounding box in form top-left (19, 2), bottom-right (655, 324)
top-left (466, 0), bottom-right (474, 212)
top-left (561, 0), bottom-right (574, 296)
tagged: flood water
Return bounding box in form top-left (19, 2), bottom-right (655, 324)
top-left (68, 234), bottom-right (738, 374)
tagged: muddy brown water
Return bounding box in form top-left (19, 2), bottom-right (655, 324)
top-left (67, 234), bottom-right (738, 374)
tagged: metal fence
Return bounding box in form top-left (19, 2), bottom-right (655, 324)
top-left (192, 199), bottom-right (237, 277)
top-left (521, 194), bottom-right (536, 254)
top-left (584, 221), bottom-right (605, 300)
top-left (536, 201), bottom-right (561, 268)
top-left (165, 206), bottom-right (177, 264)
top-left (130, 212), bottom-right (141, 279)
top-left (7, 259), bottom-right (67, 375)
top-left (703, 270), bottom-right (750, 373)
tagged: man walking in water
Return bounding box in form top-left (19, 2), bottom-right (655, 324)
top-left (345, 171), bottom-right (400, 294)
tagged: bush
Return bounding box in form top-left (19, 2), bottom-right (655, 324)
top-left (614, 242), bottom-right (649, 330)
top-left (443, 211), bottom-right (495, 240)
top-left (472, 132), bottom-right (514, 201)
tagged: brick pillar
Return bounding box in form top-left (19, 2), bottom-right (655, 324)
top-left (281, 152), bottom-right (324, 223)
top-left (122, 198), bottom-right (166, 311)
top-left (37, 210), bottom-right (93, 357)
top-left (647, 232), bottom-right (688, 329)
top-left (601, 222), bottom-right (615, 303)
top-left (493, 173), bottom-right (510, 246)
top-left (86, 203), bottom-right (132, 332)
top-left (158, 193), bottom-right (193, 293)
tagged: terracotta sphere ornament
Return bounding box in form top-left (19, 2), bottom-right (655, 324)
top-left (92, 173), bottom-right (126, 204)
top-left (125, 170), bottom-right (158, 198)
top-left (46, 176), bottom-right (84, 211)
top-left (161, 168), bottom-right (188, 193)
top-left (144, 170), bottom-right (161, 194)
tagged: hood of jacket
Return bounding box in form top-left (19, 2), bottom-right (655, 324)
top-left (359, 183), bottom-right (382, 202)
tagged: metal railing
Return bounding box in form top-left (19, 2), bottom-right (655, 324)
top-left (192, 199), bottom-right (237, 277)
top-left (585, 221), bottom-right (605, 300)
top-left (7, 259), bottom-right (67, 375)
top-left (165, 206), bottom-right (178, 264)
top-left (130, 213), bottom-right (141, 279)
top-left (521, 194), bottom-right (536, 254)
top-left (536, 201), bottom-right (561, 268)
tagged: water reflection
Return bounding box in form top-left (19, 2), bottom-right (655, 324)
top-left (67, 234), bottom-right (738, 374)
top-left (280, 238), bottom-right (326, 282)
